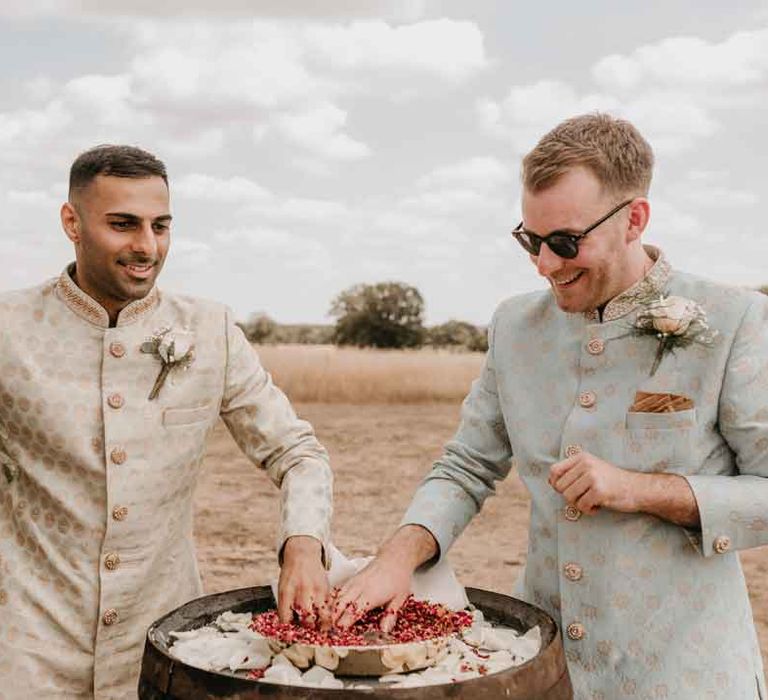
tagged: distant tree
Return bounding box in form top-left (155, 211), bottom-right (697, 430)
top-left (239, 312), bottom-right (277, 344)
top-left (760, 286), bottom-right (768, 296)
top-left (427, 320), bottom-right (488, 352)
top-left (330, 282), bottom-right (426, 348)
top-left (466, 327), bottom-right (489, 353)
top-left (272, 324), bottom-right (335, 345)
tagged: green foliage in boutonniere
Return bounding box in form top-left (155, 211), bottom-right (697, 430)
top-left (631, 294), bottom-right (718, 376)
top-left (140, 327), bottom-right (195, 400)
top-left (1, 460), bottom-right (18, 485)
top-left (0, 433), bottom-right (19, 485)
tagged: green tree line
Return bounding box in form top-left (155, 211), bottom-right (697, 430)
top-left (238, 281), bottom-right (488, 352)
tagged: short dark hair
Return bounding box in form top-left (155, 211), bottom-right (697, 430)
top-left (69, 144), bottom-right (168, 197)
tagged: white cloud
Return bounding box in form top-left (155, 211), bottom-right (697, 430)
top-left (621, 92), bottom-right (719, 155)
top-left (0, 0), bottom-right (76, 18)
top-left (257, 197), bottom-right (350, 224)
top-left (1, 0), bottom-right (429, 20)
top-left (417, 156), bottom-right (511, 190)
top-left (370, 209), bottom-right (444, 240)
top-left (0, 101), bottom-right (73, 156)
top-left (169, 238), bottom-right (212, 269)
top-left (174, 174), bottom-right (272, 203)
top-left (6, 188), bottom-right (61, 208)
top-left (304, 19), bottom-right (488, 81)
top-left (62, 74), bottom-right (137, 127)
top-left (273, 103), bottom-right (371, 160)
top-left (592, 29), bottom-right (768, 92)
top-left (401, 188), bottom-right (493, 215)
top-left (212, 226), bottom-right (331, 271)
top-left (477, 80), bottom-right (619, 154)
top-left (0, 16), bottom-right (486, 173)
top-left (129, 23), bottom-right (329, 113)
top-left (666, 170), bottom-right (759, 208)
top-left (159, 128), bottom-right (227, 160)
top-left (479, 26), bottom-right (768, 158)
top-left (173, 173), bottom-right (350, 230)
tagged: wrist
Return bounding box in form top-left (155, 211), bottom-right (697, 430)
top-left (283, 535), bottom-right (322, 561)
top-left (627, 471), bottom-right (650, 513)
top-left (379, 525), bottom-right (438, 571)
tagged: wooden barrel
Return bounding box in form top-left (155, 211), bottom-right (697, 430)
top-left (139, 586), bottom-right (572, 699)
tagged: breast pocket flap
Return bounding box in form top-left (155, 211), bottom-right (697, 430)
top-left (163, 404), bottom-right (212, 427)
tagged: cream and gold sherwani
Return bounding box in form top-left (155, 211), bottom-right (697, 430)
top-left (404, 248), bottom-right (767, 699)
top-left (0, 266), bottom-right (333, 699)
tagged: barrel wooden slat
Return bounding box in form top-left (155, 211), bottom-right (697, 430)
top-left (139, 586), bottom-right (573, 699)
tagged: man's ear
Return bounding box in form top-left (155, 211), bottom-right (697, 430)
top-left (61, 202), bottom-right (81, 244)
top-left (626, 198), bottom-right (650, 244)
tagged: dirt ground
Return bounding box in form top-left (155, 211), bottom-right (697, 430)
top-left (194, 403), bottom-right (768, 669)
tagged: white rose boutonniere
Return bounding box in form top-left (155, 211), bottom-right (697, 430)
top-left (141, 327), bottom-right (196, 400)
top-left (633, 294), bottom-right (718, 376)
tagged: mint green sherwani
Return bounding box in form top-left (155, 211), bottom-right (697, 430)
top-left (0, 266), bottom-right (333, 699)
top-left (404, 248), bottom-right (767, 699)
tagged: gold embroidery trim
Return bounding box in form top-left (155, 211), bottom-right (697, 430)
top-left (55, 263), bottom-right (159, 327)
top-left (584, 246), bottom-right (671, 324)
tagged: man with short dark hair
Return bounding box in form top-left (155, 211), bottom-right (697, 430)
top-left (0, 145), bottom-right (334, 699)
top-left (333, 114), bottom-right (768, 698)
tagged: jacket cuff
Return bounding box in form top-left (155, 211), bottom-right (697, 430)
top-left (400, 478), bottom-right (478, 567)
top-left (683, 474), bottom-right (767, 558)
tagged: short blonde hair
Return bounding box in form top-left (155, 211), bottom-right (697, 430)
top-left (522, 113), bottom-right (654, 196)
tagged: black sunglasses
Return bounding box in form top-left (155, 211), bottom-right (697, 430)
top-left (512, 199), bottom-right (633, 260)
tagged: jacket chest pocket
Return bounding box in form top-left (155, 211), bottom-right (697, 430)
top-left (163, 403), bottom-right (213, 428)
top-left (624, 408), bottom-right (697, 473)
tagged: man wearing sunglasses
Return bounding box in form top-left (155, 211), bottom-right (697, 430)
top-left (334, 114), bottom-right (768, 698)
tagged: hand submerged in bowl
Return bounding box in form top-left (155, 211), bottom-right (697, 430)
top-left (330, 524), bottom-right (440, 632)
top-left (278, 535), bottom-right (333, 630)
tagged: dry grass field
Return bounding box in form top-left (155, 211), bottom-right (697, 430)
top-left (194, 346), bottom-right (767, 670)
top-left (254, 344), bottom-right (484, 403)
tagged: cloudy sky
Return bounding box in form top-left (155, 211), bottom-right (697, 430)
top-left (2, 1), bottom-right (767, 324)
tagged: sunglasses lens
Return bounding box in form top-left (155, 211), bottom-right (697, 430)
top-left (547, 235), bottom-right (579, 259)
top-left (514, 231), bottom-right (541, 255)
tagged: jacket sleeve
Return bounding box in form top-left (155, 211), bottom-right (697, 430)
top-left (684, 294), bottom-right (768, 557)
top-left (400, 311), bottom-right (514, 563)
top-left (219, 309), bottom-right (333, 568)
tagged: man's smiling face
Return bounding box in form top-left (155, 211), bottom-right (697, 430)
top-left (521, 166), bottom-right (642, 314)
top-left (62, 174), bottom-right (171, 318)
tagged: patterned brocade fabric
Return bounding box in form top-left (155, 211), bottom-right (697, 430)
top-left (403, 248), bottom-right (768, 699)
top-left (0, 266), bottom-right (333, 699)
top-left (583, 244), bottom-right (671, 323)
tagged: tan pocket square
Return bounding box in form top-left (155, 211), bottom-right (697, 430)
top-left (630, 391), bottom-right (694, 413)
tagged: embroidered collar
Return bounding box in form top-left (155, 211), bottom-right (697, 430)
top-left (55, 263), bottom-right (160, 328)
top-left (584, 245), bottom-right (671, 323)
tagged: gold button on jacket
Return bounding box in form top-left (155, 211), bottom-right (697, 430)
top-left (587, 338), bottom-right (605, 355)
top-left (102, 609), bottom-right (119, 626)
top-left (565, 443), bottom-right (582, 458)
top-left (107, 392), bottom-right (125, 409)
top-left (564, 505), bottom-right (582, 522)
top-left (563, 562), bottom-right (583, 582)
top-left (578, 390), bottom-right (596, 408)
top-left (112, 506), bottom-right (128, 521)
top-left (713, 535), bottom-right (731, 554)
top-left (110, 447), bottom-right (127, 465)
